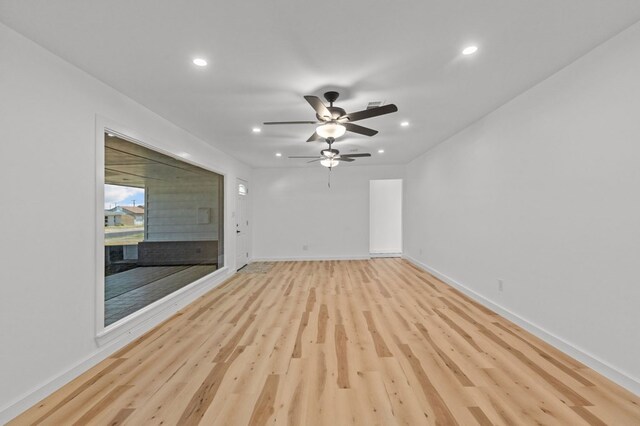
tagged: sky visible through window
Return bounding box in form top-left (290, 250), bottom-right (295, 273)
top-left (105, 184), bottom-right (144, 209)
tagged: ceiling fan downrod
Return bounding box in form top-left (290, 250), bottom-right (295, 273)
top-left (324, 91), bottom-right (340, 107)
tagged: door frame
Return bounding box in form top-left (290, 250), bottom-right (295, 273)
top-left (369, 178), bottom-right (403, 256)
top-left (236, 178), bottom-right (249, 270)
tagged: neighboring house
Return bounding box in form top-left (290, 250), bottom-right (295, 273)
top-left (104, 206), bottom-right (144, 226)
top-left (107, 205), bottom-right (145, 226)
top-left (104, 210), bottom-right (134, 226)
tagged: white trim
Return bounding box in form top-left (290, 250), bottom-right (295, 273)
top-left (252, 255), bottom-right (371, 262)
top-left (96, 266), bottom-right (228, 345)
top-left (0, 268), bottom-right (235, 424)
top-left (95, 115), bottom-right (229, 344)
top-left (95, 118), bottom-right (106, 335)
top-left (235, 178), bottom-right (249, 270)
top-left (402, 254), bottom-right (640, 396)
top-left (370, 251), bottom-right (403, 257)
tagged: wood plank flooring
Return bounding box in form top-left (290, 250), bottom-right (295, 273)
top-left (10, 259), bottom-right (640, 425)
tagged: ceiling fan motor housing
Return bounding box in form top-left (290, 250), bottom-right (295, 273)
top-left (321, 148), bottom-right (339, 158)
top-left (322, 91), bottom-right (346, 119)
top-left (316, 106), bottom-right (346, 121)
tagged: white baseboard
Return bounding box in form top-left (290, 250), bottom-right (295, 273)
top-left (252, 255), bottom-right (371, 261)
top-left (0, 269), bottom-right (235, 424)
top-left (403, 254), bottom-right (640, 397)
top-left (370, 252), bottom-right (402, 258)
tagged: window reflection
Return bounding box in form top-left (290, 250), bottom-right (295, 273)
top-left (104, 133), bottom-right (224, 326)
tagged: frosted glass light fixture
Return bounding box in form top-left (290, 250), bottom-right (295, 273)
top-left (320, 158), bottom-right (340, 168)
top-left (316, 123), bottom-right (346, 139)
top-left (462, 46), bottom-right (478, 55)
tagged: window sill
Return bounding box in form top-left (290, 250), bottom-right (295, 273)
top-left (95, 265), bottom-right (229, 346)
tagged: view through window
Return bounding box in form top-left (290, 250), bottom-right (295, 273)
top-left (104, 133), bottom-right (224, 326)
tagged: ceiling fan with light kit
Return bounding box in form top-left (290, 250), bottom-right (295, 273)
top-left (288, 137), bottom-right (372, 187)
top-left (264, 90), bottom-right (398, 185)
top-left (263, 91), bottom-right (398, 143)
top-left (288, 137), bottom-right (372, 168)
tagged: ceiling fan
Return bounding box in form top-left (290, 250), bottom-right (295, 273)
top-left (288, 137), bottom-right (371, 168)
top-left (264, 91), bottom-right (398, 142)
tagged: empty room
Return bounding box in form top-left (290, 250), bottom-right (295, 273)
top-left (1, 1), bottom-right (640, 425)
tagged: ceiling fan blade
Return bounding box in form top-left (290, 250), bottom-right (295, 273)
top-left (288, 156), bottom-right (321, 158)
top-left (263, 120), bottom-right (318, 125)
top-left (343, 122), bottom-right (378, 137)
top-left (342, 104), bottom-right (398, 122)
top-left (304, 95), bottom-right (332, 121)
top-left (336, 157), bottom-right (355, 162)
top-left (307, 159), bottom-right (322, 163)
top-left (340, 153), bottom-right (371, 158)
top-left (306, 132), bottom-right (322, 142)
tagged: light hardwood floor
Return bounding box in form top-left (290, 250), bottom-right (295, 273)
top-left (10, 259), bottom-right (640, 425)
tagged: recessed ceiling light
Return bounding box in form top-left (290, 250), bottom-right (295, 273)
top-left (462, 46), bottom-right (478, 55)
top-left (275, 153), bottom-right (282, 157)
top-left (400, 121), bottom-right (409, 127)
top-left (378, 149), bottom-right (385, 154)
top-left (252, 127), bottom-right (261, 133)
top-left (193, 58), bottom-right (207, 67)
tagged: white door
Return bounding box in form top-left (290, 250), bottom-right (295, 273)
top-left (370, 179), bottom-right (403, 256)
top-left (236, 179), bottom-right (249, 269)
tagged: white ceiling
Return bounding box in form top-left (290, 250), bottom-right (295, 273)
top-left (2, 1), bottom-right (640, 168)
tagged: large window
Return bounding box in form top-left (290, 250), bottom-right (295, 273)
top-left (103, 133), bottom-right (224, 326)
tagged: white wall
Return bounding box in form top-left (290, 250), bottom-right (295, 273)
top-left (252, 165), bottom-right (404, 260)
top-left (2, 13), bottom-right (639, 423)
top-left (370, 179), bottom-right (403, 254)
top-left (0, 22), bottom-right (251, 422)
top-left (404, 22), bottom-right (640, 394)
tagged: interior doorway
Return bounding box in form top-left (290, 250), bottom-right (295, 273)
top-left (236, 179), bottom-right (249, 270)
top-left (370, 179), bottom-right (403, 256)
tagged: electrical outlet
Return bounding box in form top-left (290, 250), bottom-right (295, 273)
top-left (302, 245), bottom-right (308, 251)
top-left (498, 279), bottom-right (504, 292)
